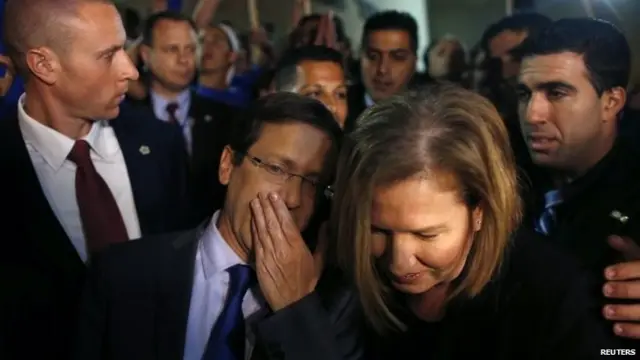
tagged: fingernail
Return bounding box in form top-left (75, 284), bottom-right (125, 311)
top-left (604, 306), bottom-right (615, 318)
top-left (614, 323), bottom-right (624, 335)
top-left (269, 192), bottom-right (278, 201)
top-left (605, 267), bottom-right (616, 279)
top-left (603, 284), bottom-right (614, 296)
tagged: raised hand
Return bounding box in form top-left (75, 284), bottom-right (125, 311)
top-left (250, 192), bottom-right (324, 311)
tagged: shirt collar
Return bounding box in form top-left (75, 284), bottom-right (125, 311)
top-left (364, 92), bottom-right (375, 107)
top-left (17, 93), bottom-right (107, 171)
top-left (200, 210), bottom-right (246, 280)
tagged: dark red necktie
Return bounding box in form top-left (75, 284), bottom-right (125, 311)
top-left (166, 102), bottom-right (179, 124)
top-left (68, 140), bottom-right (128, 254)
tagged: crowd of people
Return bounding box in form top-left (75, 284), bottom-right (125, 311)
top-left (1, 0), bottom-right (640, 359)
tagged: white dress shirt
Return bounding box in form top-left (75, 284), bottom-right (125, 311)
top-left (17, 94), bottom-right (141, 262)
top-left (150, 89), bottom-right (193, 155)
top-left (183, 211), bottom-right (267, 360)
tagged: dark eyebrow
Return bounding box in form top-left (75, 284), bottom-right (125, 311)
top-left (518, 81), bottom-right (577, 93)
top-left (96, 44), bottom-right (124, 58)
top-left (390, 49), bottom-right (411, 55)
top-left (299, 84), bottom-right (321, 92)
top-left (366, 47), bottom-right (410, 55)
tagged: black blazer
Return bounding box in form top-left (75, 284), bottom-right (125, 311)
top-left (368, 229), bottom-right (625, 360)
top-left (73, 222), bottom-right (364, 360)
top-left (127, 93), bottom-right (242, 223)
top-left (0, 104), bottom-right (191, 360)
top-left (523, 141), bottom-right (640, 282)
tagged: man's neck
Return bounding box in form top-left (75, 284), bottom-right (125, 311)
top-left (23, 84), bottom-right (92, 139)
top-left (198, 70), bottom-right (228, 90)
top-left (216, 210), bottom-right (251, 263)
top-left (149, 81), bottom-right (188, 101)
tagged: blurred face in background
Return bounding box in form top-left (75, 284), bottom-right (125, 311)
top-left (361, 30), bottom-right (416, 103)
top-left (295, 60), bottom-right (348, 127)
top-left (141, 19), bottom-right (198, 93)
top-left (200, 26), bottom-right (236, 74)
top-left (488, 29), bottom-right (527, 80)
top-left (427, 38), bottom-right (462, 79)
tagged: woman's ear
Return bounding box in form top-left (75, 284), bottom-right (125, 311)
top-left (472, 207), bottom-right (483, 232)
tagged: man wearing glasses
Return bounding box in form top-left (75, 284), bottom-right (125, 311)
top-left (73, 93), bottom-right (363, 360)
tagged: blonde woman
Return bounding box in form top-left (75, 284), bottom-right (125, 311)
top-left (328, 83), bottom-right (623, 359)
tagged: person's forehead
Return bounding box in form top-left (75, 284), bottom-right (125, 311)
top-left (366, 29), bottom-right (412, 50)
top-left (299, 60), bottom-right (344, 78)
top-left (251, 122), bottom-right (330, 152)
top-left (70, 3), bottom-right (124, 47)
top-left (153, 19), bottom-right (196, 39)
top-left (520, 52), bottom-right (589, 87)
top-left (489, 29), bottom-right (527, 57)
top-left (203, 26), bottom-right (227, 39)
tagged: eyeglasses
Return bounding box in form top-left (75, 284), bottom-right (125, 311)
top-left (241, 152), bottom-right (334, 199)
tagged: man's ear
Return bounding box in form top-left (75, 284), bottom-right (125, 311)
top-left (602, 86), bottom-right (627, 123)
top-left (26, 47), bottom-right (59, 85)
top-left (219, 145), bottom-right (235, 185)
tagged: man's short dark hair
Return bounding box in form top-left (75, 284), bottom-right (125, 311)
top-left (361, 11), bottom-right (418, 54)
top-left (519, 18), bottom-right (630, 95)
top-left (228, 92), bottom-right (342, 180)
top-left (272, 46), bottom-right (344, 92)
top-left (481, 12), bottom-right (552, 51)
top-left (142, 11), bottom-right (197, 46)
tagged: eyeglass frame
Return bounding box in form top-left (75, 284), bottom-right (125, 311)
top-left (239, 151), bottom-right (334, 199)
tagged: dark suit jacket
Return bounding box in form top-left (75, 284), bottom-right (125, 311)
top-left (127, 92), bottom-right (242, 223)
top-left (0, 104), bottom-right (191, 360)
top-left (523, 141), bottom-right (640, 284)
top-left (73, 223), bottom-right (364, 360)
top-left (369, 229), bottom-right (626, 359)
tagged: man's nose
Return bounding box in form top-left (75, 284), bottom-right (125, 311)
top-left (525, 92), bottom-right (550, 125)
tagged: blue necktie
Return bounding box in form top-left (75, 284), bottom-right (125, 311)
top-left (202, 264), bottom-right (255, 360)
top-left (535, 189), bottom-right (563, 235)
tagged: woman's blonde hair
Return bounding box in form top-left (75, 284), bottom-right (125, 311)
top-left (328, 83), bottom-right (522, 334)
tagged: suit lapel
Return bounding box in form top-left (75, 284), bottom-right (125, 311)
top-left (111, 117), bottom-right (155, 234)
top-left (6, 115), bottom-right (84, 273)
top-left (155, 224), bottom-right (204, 360)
